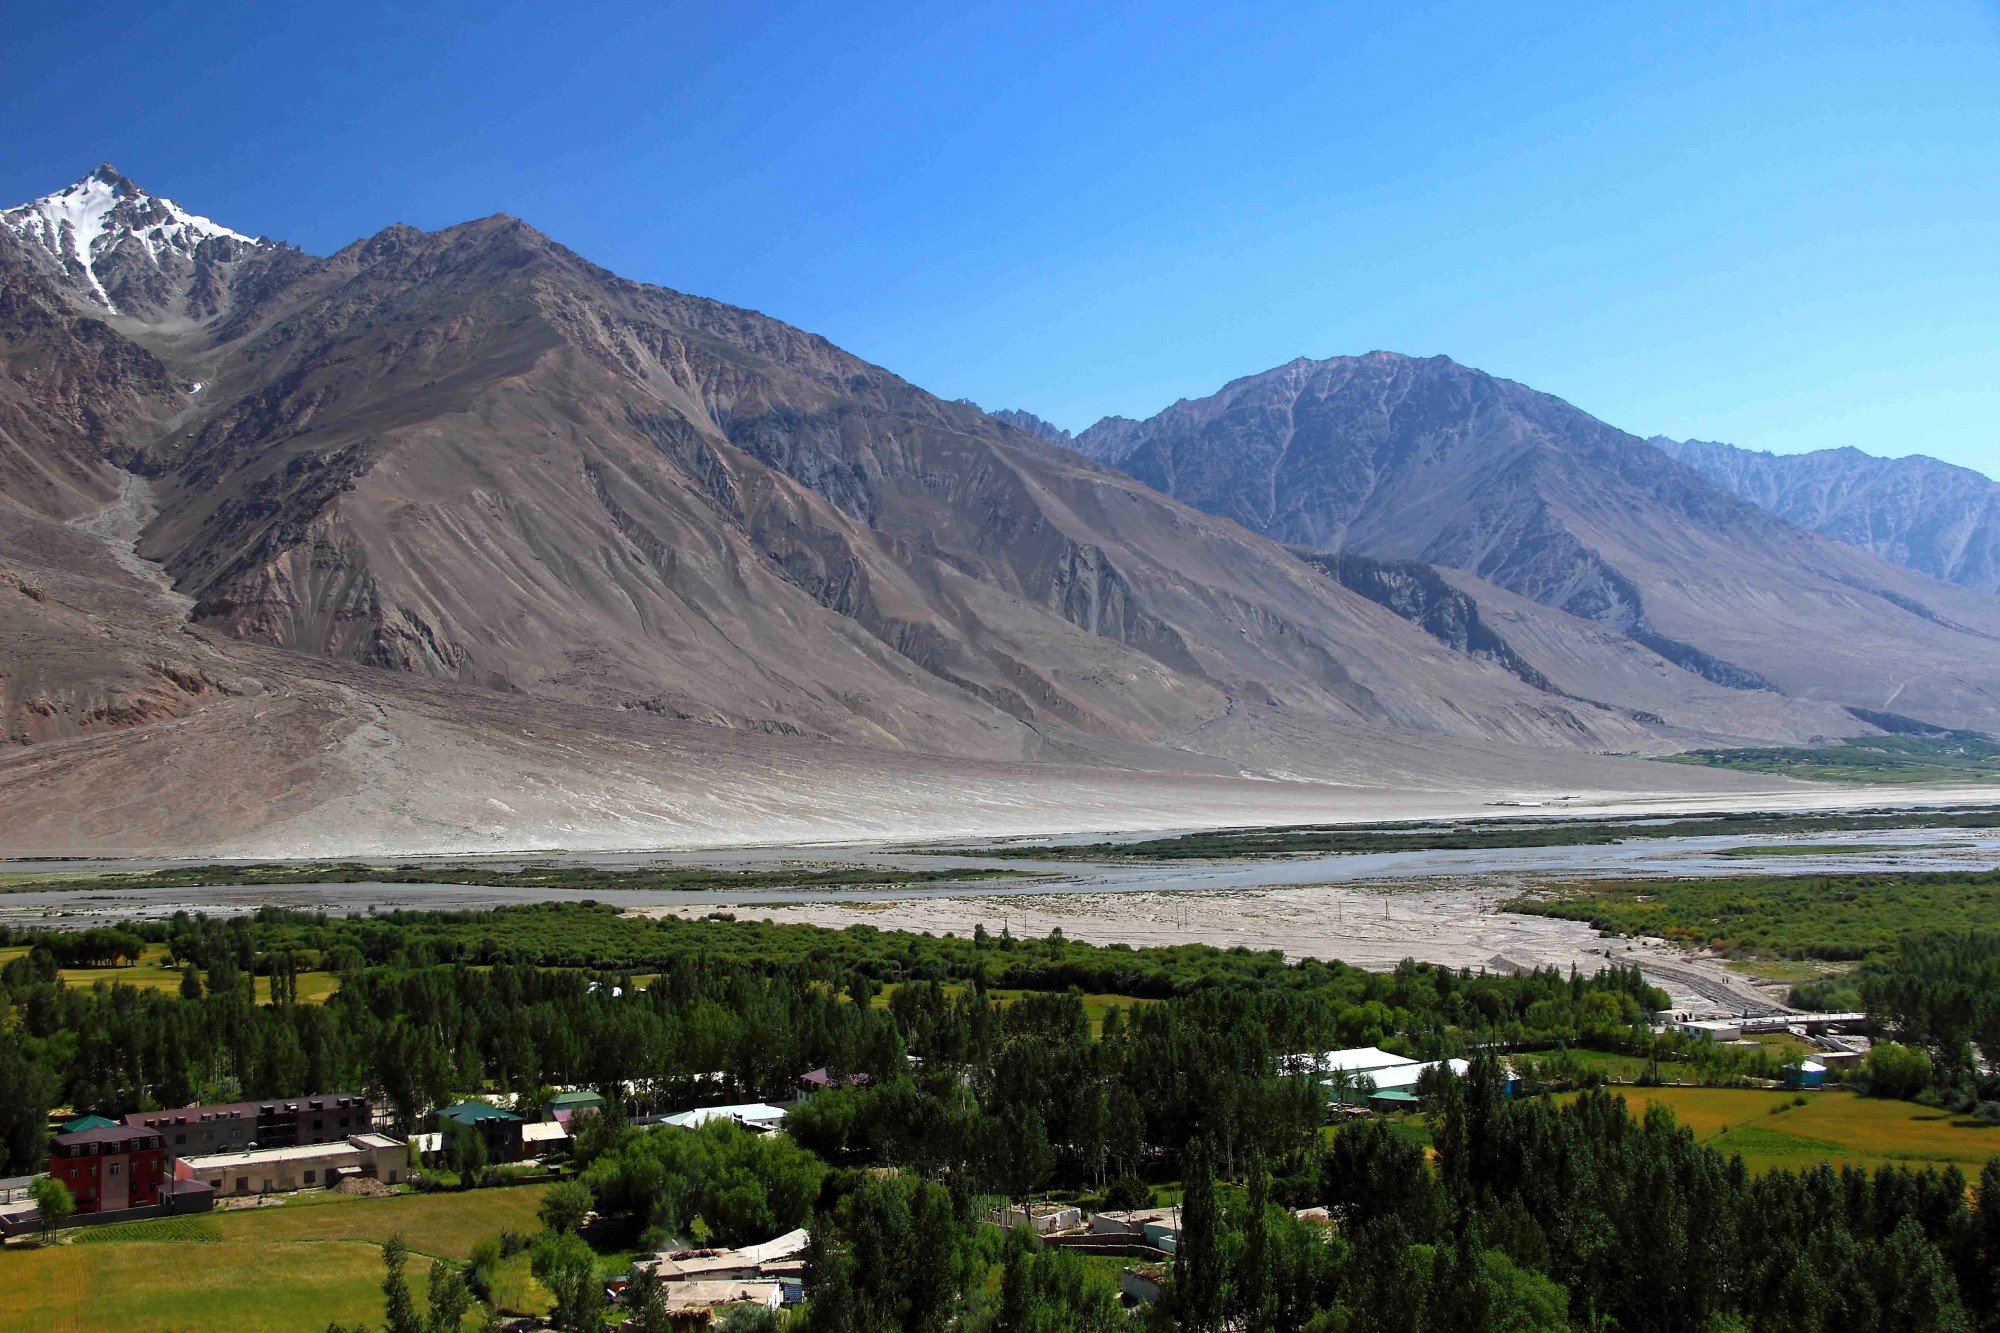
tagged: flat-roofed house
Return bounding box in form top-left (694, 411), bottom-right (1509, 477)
top-left (176, 1133), bottom-right (411, 1197)
top-left (796, 1067), bottom-right (873, 1097)
top-left (1090, 1205), bottom-right (1180, 1239)
top-left (634, 1229), bottom-right (813, 1287)
top-left (661, 1103), bottom-right (788, 1133)
top-left (665, 1280), bottom-right (784, 1315)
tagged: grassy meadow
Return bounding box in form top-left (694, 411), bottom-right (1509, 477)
top-left (0, 1186), bottom-right (553, 1332)
top-left (0, 944), bottom-right (342, 1005)
top-left (955, 805), bottom-right (2000, 861)
top-left (0, 860), bottom-right (1035, 897)
top-left (1572, 1086), bottom-right (2000, 1176)
top-left (1659, 732), bottom-right (2000, 785)
top-left (871, 980), bottom-right (1153, 1034)
top-left (1506, 867), bottom-right (2000, 961)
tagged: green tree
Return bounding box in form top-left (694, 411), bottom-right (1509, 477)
top-left (1170, 1138), bottom-right (1225, 1333)
top-left (1874, 1217), bottom-right (1971, 1333)
top-left (449, 1126), bottom-right (488, 1190)
top-left (426, 1258), bottom-right (472, 1332)
top-left (530, 1229), bottom-right (605, 1332)
top-left (0, 1034), bottom-right (57, 1176)
top-left (805, 1173), bottom-right (968, 1333)
top-left (29, 1176), bottom-right (73, 1236)
top-left (626, 1262), bottom-right (674, 1333)
top-left (382, 1233), bottom-right (423, 1333)
top-left (1480, 1248), bottom-right (1570, 1333)
top-left (993, 1226), bottom-right (1124, 1333)
top-left (1239, 1156), bottom-right (1276, 1333)
top-left (1867, 1042), bottom-right (1935, 1100)
top-left (538, 1179), bottom-right (594, 1235)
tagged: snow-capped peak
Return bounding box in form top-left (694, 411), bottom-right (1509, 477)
top-left (1, 164), bottom-right (266, 313)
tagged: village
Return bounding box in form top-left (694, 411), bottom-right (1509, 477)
top-left (0, 1012), bottom-right (1886, 1330)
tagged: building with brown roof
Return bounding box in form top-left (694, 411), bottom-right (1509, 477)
top-left (48, 1124), bottom-right (166, 1214)
top-left (125, 1094), bottom-right (375, 1158)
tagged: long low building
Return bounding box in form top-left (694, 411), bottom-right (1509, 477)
top-left (660, 1103), bottom-right (788, 1133)
top-left (664, 1280), bottom-right (783, 1315)
top-left (175, 1133), bottom-right (410, 1197)
top-left (639, 1228), bottom-right (811, 1283)
top-left (1365, 1058), bottom-right (1471, 1094)
top-left (128, 1094), bottom-right (375, 1157)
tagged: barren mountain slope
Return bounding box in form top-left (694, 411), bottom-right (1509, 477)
top-left (143, 214), bottom-right (1717, 758)
top-left (1075, 353), bottom-right (2000, 733)
top-left (0, 167), bottom-right (1726, 856)
top-left (1655, 436), bottom-right (2000, 594)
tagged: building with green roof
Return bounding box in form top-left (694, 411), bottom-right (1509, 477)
top-left (543, 1090), bottom-right (607, 1125)
top-left (435, 1101), bottom-right (525, 1164)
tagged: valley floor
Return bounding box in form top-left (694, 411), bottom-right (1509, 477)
top-left (10, 809), bottom-right (2000, 1018)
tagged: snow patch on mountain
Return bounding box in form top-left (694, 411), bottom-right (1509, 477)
top-left (1, 164), bottom-right (263, 313)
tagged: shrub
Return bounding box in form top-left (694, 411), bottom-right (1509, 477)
top-left (1101, 1176), bottom-right (1151, 1211)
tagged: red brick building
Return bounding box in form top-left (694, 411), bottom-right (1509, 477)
top-left (48, 1124), bottom-right (167, 1214)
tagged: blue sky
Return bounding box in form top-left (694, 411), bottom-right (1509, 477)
top-left (4, 1), bottom-right (1997, 472)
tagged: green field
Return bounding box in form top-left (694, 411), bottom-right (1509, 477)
top-left (1526, 1047), bottom-right (1698, 1084)
top-left (1571, 1086), bottom-right (2000, 1175)
top-left (1506, 867), bottom-right (2000, 960)
top-left (1659, 731), bottom-right (2000, 785)
top-left (873, 981), bottom-right (1152, 1034)
top-left (1710, 842), bottom-right (1941, 858)
top-left (0, 1186), bottom-right (552, 1332)
top-left (0, 944), bottom-right (342, 1004)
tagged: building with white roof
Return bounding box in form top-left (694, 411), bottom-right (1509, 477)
top-left (1363, 1059), bottom-right (1471, 1094)
top-left (662, 1103), bottom-right (788, 1133)
top-left (1280, 1047), bottom-right (1420, 1077)
top-left (174, 1133), bottom-right (409, 1196)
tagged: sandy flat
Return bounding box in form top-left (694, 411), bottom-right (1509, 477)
top-left (645, 876), bottom-right (1777, 1015)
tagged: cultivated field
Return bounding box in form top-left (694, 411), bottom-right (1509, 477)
top-left (1578, 1086), bottom-right (2000, 1176)
top-left (0, 1186), bottom-right (552, 1332)
top-left (0, 944), bottom-right (342, 1005)
top-left (871, 981), bottom-right (1153, 1034)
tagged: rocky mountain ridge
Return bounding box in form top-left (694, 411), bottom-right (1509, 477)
top-left (987, 408), bottom-right (1073, 447)
top-left (0, 167), bottom-right (1952, 852)
top-left (1066, 352), bottom-right (2000, 735)
top-left (1653, 435), bottom-right (2000, 593)
top-left (0, 169), bottom-right (1690, 793)
top-left (1, 165), bottom-right (277, 322)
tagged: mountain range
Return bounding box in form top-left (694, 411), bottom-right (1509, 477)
top-left (1651, 436), bottom-right (2000, 594)
top-left (0, 167), bottom-right (1987, 854)
top-left (1064, 354), bottom-right (2000, 738)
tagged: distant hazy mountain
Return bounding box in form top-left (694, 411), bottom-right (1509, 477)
top-left (1069, 352), bottom-right (2000, 733)
top-left (1652, 436), bottom-right (2000, 594)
